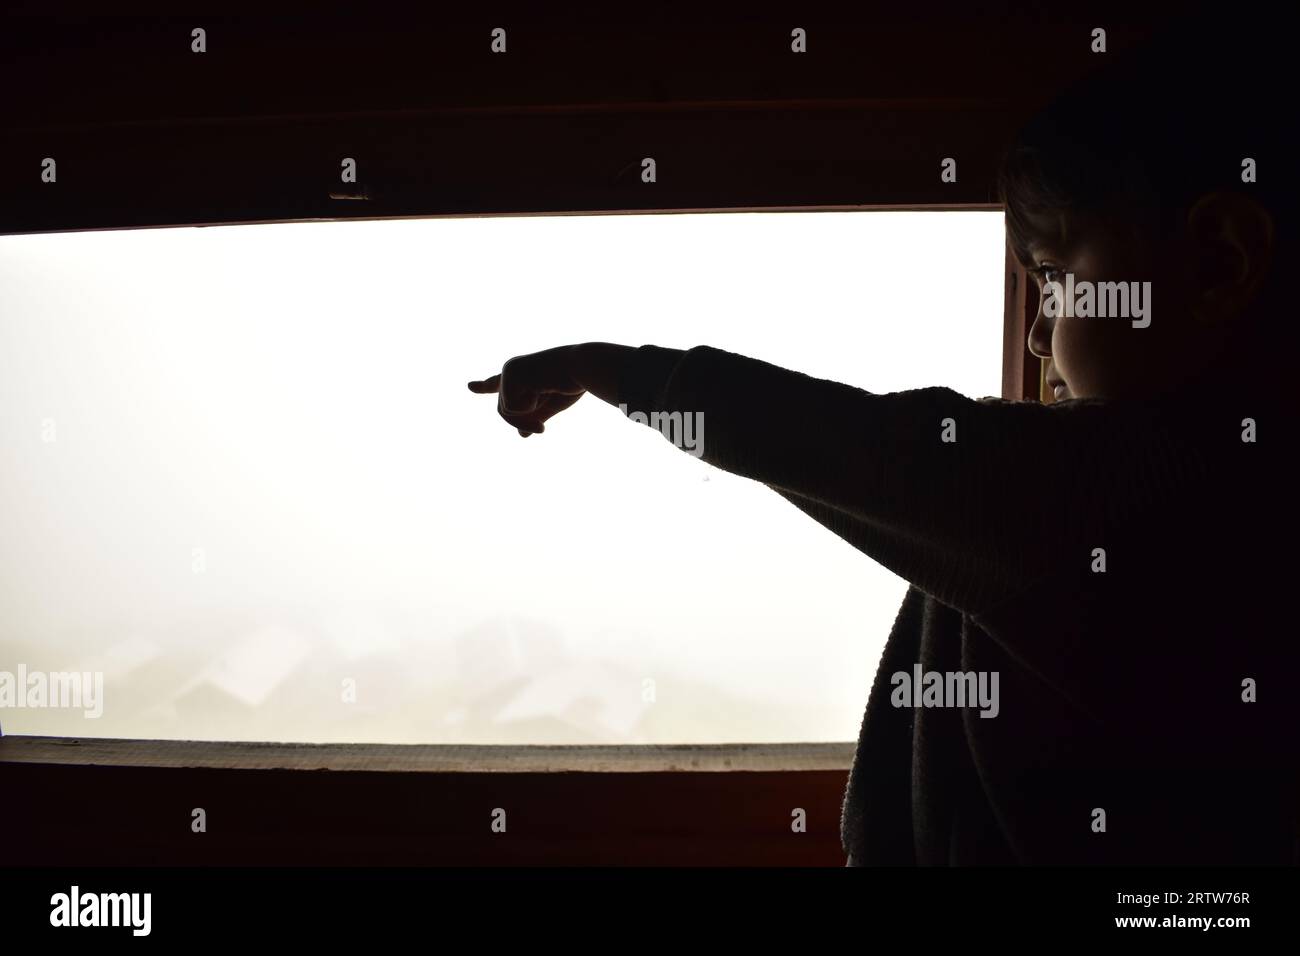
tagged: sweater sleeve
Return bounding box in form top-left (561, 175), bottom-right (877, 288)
top-left (615, 343), bottom-right (1207, 619)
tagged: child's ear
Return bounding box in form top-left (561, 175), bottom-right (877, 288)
top-left (1185, 191), bottom-right (1275, 326)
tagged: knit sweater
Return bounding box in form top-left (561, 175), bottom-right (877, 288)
top-left (617, 343), bottom-right (1296, 866)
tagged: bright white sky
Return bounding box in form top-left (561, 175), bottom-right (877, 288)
top-left (0, 211), bottom-right (1004, 743)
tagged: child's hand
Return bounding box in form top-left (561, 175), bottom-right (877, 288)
top-left (467, 345), bottom-right (588, 437)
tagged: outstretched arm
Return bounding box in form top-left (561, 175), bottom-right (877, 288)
top-left (468, 342), bottom-right (1202, 619)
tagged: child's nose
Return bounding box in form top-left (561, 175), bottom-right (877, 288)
top-left (1027, 307), bottom-right (1053, 359)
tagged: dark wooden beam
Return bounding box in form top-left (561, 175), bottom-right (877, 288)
top-left (0, 11), bottom-right (1166, 234)
top-left (0, 737), bottom-right (850, 866)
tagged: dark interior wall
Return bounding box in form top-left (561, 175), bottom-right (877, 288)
top-left (0, 6), bottom-right (1177, 233)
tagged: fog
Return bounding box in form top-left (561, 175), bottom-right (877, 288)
top-left (0, 211), bottom-right (1003, 743)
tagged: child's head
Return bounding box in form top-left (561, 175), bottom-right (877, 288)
top-left (997, 19), bottom-right (1288, 402)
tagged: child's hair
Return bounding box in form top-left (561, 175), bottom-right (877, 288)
top-left (997, 15), bottom-right (1290, 285)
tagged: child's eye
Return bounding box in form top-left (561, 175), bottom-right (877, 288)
top-left (1034, 265), bottom-right (1064, 285)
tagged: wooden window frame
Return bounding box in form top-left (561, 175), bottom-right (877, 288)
top-left (0, 204), bottom-right (1029, 865)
